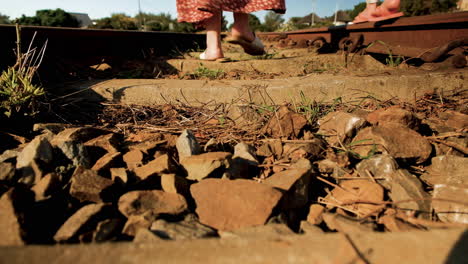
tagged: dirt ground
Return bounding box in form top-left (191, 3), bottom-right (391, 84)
top-left (0, 40), bottom-right (467, 264)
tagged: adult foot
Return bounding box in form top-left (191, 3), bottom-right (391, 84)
top-left (230, 27), bottom-right (255, 43)
top-left (200, 48), bottom-right (224, 61)
top-left (372, 0), bottom-right (401, 17)
top-left (353, 4), bottom-right (378, 23)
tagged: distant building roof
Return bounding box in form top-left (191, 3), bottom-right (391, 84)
top-left (70, 12), bottom-right (93, 28)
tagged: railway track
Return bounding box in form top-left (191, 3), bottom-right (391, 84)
top-left (259, 12), bottom-right (468, 67)
top-left (0, 25), bottom-right (206, 71)
top-left (0, 11), bottom-right (466, 73)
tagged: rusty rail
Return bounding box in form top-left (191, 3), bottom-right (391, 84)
top-left (259, 12), bottom-right (468, 66)
top-left (0, 25), bottom-right (206, 71)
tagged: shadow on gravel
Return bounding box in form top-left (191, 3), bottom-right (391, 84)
top-left (445, 230), bottom-right (468, 264)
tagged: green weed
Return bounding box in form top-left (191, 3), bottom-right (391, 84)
top-left (0, 25), bottom-right (46, 117)
top-left (191, 64), bottom-right (224, 80)
top-left (294, 91), bottom-right (342, 124)
top-left (367, 40), bottom-right (404, 67)
top-left (251, 52), bottom-right (277, 60)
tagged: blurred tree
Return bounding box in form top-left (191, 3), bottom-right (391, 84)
top-left (262, 11), bottom-right (284, 32)
top-left (92, 13), bottom-right (137, 30)
top-left (16, 9), bottom-right (79, 27)
top-left (401, 0), bottom-right (431, 15)
top-left (249, 14), bottom-right (264, 32)
top-left (0, 13), bottom-right (10, 24)
top-left (348, 2), bottom-right (367, 20)
top-left (401, 0), bottom-right (457, 16)
top-left (430, 0), bottom-right (458, 13)
top-left (134, 12), bottom-right (198, 32)
top-left (137, 12), bottom-right (173, 31)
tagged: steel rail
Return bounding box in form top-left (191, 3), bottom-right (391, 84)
top-left (0, 25), bottom-right (206, 70)
top-left (258, 12), bottom-right (468, 66)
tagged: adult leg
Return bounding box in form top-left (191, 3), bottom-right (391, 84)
top-left (203, 10), bottom-right (224, 60)
top-left (353, 0), bottom-right (379, 23)
top-left (227, 12), bottom-right (265, 55)
top-left (231, 13), bottom-right (255, 42)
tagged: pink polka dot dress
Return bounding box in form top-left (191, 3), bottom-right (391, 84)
top-left (177, 0), bottom-right (286, 24)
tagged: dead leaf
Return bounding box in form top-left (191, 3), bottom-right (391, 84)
top-left (326, 180), bottom-right (385, 218)
top-left (261, 106), bottom-right (307, 139)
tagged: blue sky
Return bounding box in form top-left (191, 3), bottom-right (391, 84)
top-left (1, 0), bottom-right (365, 22)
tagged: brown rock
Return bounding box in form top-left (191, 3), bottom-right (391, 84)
top-left (389, 170), bottom-right (431, 214)
top-left (228, 143), bottom-right (259, 179)
top-left (126, 132), bottom-right (165, 153)
top-left (84, 133), bottom-right (121, 153)
top-left (433, 184), bottom-right (468, 224)
top-left (70, 166), bottom-right (115, 203)
top-left (17, 160), bottom-right (44, 186)
top-left (93, 218), bottom-right (124, 242)
top-left (0, 162), bottom-right (15, 182)
top-left (262, 105), bottom-right (308, 139)
top-left (355, 155), bottom-right (430, 214)
top-left (351, 125), bottom-right (432, 164)
top-left (161, 174), bottom-right (190, 196)
top-left (355, 154), bottom-right (399, 190)
top-left (150, 214), bottom-right (217, 240)
top-left (438, 110), bottom-right (468, 130)
top-left (300, 221), bottom-right (325, 235)
top-left (110, 168), bottom-right (128, 184)
top-left (33, 123), bottom-right (72, 134)
top-left (264, 168), bottom-right (312, 209)
top-left (53, 127), bottom-right (110, 143)
top-left (31, 173), bottom-right (61, 201)
top-left (256, 140), bottom-right (283, 158)
top-left (181, 152), bottom-right (232, 181)
top-left (176, 130), bottom-right (201, 161)
top-left (123, 150), bottom-right (144, 170)
top-left (323, 213), bottom-right (375, 233)
top-left (54, 203), bottom-right (111, 242)
top-left (317, 159), bottom-right (339, 174)
top-left (133, 154), bottom-right (177, 181)
top-left (378, 209), bottom-right (420, 232)
top-left (118, 190), bottom-right (187, 218)
top-left (191, 179), bottom-right (283, 231)
top-left (133, 228), bottom-right (163, 243)
top-left (51, 139), bottom-right (91, 168)
top-left (421, 155), bottom-right (468, 186)
top-left (91, 152), bottom-right (122, 173)
top-left (318, 111), bottom-right (367, 145)
top-left (16, 136), bottom-right (53, 169)
top-left (307, 204), bottom-right (325, 225)
top-left (0, 149), bottom-right (20, 163)
top-left (219, 224), bottom-right (294, 239)
top-left (0, 188), bottom-right (34, 246)
top-left (367, 107), bottom-right (420, 129)
top-left (283, 138), bottom-right (326, 161)
top-left (122, 214), bottom-right (153, 237)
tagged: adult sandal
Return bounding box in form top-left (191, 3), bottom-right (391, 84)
top-left (199, 52), bottom-right (232, 63)
top-left (225, 33), bottom-right (266, 56)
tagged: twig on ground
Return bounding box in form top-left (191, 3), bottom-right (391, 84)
top-left (428, 138), bottom-right (468, 155)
